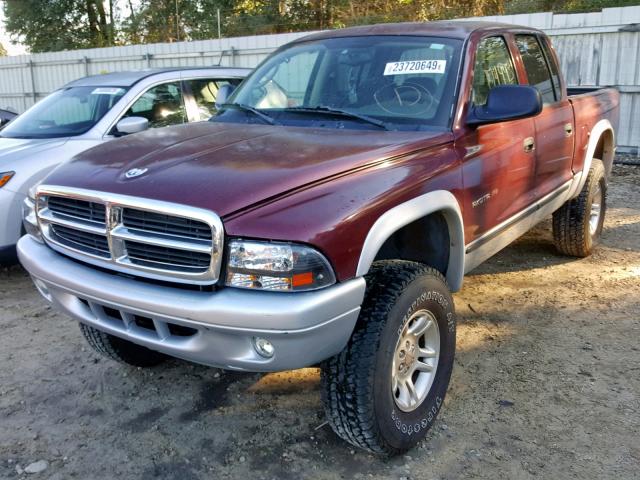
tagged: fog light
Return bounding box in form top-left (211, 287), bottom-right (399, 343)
top-left (32, 277), bottom-right (52, 302)
top-left (253, 337), bottom-right (275, 358)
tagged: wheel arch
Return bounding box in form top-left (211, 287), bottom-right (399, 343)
top-left (569, 119), bottom-right (615, 198)
top-left (594, 127), bottom-right (615, 177)
top-left (356, 190), bottom-right (465, 292)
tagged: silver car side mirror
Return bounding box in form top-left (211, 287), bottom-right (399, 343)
top-left (116, 117), bottom-right (149, 135)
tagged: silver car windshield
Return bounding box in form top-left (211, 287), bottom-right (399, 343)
top-left (0, 86), bottom-right (127, 139)
top-left (220, 36), bottom-right (462, 130)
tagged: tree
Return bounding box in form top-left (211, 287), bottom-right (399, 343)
top-left (0, 42), bottom-right (7, 56)
top-left (3, 0), bottom-right (114, 53)
top-left (120, 0), bottom-right (234, 44)
top-left (4, 0), bottom-right (635, 54)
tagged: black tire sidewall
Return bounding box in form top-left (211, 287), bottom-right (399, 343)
top-left (372, 273), bottom-right (455, 450)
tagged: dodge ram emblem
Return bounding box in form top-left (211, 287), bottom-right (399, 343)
top-left (125, 168), bottom-right (148, 179)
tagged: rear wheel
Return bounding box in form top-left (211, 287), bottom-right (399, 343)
top-left (80, 323), bottom-right (167, 367)
top-left (553, 158), bottom-right (607, 257)
top-left (321, 260), bottom-right (456, 455)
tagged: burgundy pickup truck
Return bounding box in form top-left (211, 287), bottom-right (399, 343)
top-left (19, 21), bottom-right (619, 455)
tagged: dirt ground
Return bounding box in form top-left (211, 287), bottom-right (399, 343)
top-left (1, 165), bottom-right (639, 480)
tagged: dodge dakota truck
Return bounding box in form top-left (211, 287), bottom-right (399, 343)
top-left (18, 21), bottom-right (619, 455)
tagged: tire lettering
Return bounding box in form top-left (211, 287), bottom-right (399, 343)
top-left (390, 396), bottom-right (443, 436)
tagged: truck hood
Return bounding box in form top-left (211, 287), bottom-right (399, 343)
top-left (44, 122), bottom-right (451, 217)
top-left (0, 137), bottom-right (68, 170)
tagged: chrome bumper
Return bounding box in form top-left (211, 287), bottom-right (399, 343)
top-left (18, 236), bottom-right (365, 372)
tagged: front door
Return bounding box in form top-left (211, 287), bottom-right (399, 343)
top-left (458, 35), bottom-right (538, 243)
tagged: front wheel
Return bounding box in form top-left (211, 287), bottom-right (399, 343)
top-left (80, 323), bottom-right (167, 367)
top-left (321, 260), bottom-right (456, 455)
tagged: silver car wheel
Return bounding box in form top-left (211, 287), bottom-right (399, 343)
top-left (392, 309), bottom-right (440, 412)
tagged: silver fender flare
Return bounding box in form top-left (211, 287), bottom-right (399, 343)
top-left (568, 119), bottom-right (615, 199)
top-left (355, 190), bottom-right (465, 292)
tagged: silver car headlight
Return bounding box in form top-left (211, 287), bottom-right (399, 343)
top-left (22, 184), bottom-right (43, 242)
top-left (225, 239), bottom-right (336, 292)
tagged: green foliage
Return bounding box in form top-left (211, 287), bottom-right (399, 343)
top-left (1, 0), bottom-right (635, 53)
top-left (3, 0), bottom-right (112, 53)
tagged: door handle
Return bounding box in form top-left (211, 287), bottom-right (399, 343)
top-left (523, 137), bottom-right (535, 153)
top-left (564, 123), bottom-right (573, 136)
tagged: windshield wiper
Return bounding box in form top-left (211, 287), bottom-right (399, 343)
top-left (284, 106), bottom-right (389, 130)
top-left (219, 103), bottom-right (279, 125)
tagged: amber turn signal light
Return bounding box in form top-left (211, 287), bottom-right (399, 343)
top-left (0, 171), bottom-right (15, 189)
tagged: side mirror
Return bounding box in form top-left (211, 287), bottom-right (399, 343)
top-left (215, 84), bottom-right (236, 110)
top-left (116, 116), bottom-right (149, 135)
top-left (467, 85), bottom-right (542, 125)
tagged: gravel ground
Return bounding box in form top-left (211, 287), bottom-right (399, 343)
top-left (1, 165), bottom-right (639, 480)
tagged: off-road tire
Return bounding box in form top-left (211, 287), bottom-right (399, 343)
top-left (80, 323), bottom-right (167, 367)
top-left (553, 158), bottom-right (607, 257)
top-left (321, 260), bottom-right (456, 456)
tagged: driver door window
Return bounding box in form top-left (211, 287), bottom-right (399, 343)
top-left (125, 82), bottom-right (187, 128)
top-left (472, 36), bottom-right (518, 106)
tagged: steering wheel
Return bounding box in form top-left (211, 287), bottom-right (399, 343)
top-left (373, 81), bottom-right (435, 116)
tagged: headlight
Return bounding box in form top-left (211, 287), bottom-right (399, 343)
top-left (0, 171), bottom-right (15, 189)
top-left (22, 183), bottom-right (43, 242)
top-left (225, 239), bottom-right (336, 292)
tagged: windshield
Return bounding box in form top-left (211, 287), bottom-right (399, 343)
top-left (0, 86), bottom-right (127, 139)
top-left (215, 36), bottom-right (462, 131)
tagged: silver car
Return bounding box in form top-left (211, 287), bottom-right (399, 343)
top-left (0, 67), bottom-right (249, 263)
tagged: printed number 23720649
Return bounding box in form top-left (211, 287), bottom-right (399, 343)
top-left (383, 60), bottom-right (446, 76)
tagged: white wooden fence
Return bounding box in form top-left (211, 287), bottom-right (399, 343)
top-left (0, 6), bottom-right (638, 151)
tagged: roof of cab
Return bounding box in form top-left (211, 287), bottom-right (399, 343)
top-left (295, 20), bottom-right (541, 43)
top-left (63, 67), bottom-right (251, 88)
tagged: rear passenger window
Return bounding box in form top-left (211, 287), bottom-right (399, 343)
top-left (540, 37), bottom-right (562, 101)
top-left (472, 36), bottom-right (518, 106)
top-left (515, 35), bottom-right (556, 104)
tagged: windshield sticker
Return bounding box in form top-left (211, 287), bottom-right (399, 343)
top-left (384, 60), bottom-right (446, 76)
top-left (430, 44), bottom-right (445, 50)
top-left (91, 87), bottom-right (125, 95)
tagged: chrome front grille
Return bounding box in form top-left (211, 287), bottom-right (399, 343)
top-left (36, 186), bottom-right (224, 285)
top-left (122, 208), bottom-right (213, 241)
top-left (48, 196), bottom-right (106, 224)
top-left (124, 241), bottom-right (212, 270)
top-left (50, 224), bottom-right (111, 258)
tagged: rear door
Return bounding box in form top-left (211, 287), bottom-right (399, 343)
top-left (458, 35), bottom-right (538, 242)
top-left (515, 34), bottom-right (575, 198)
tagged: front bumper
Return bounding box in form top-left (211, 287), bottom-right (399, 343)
top-left (18, 236), bottom-right (366, 371)
top-left (0, 187), bottom-right (25, 251)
